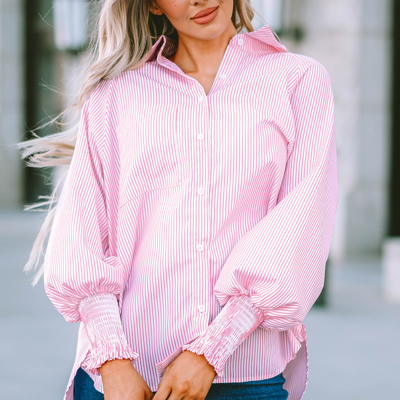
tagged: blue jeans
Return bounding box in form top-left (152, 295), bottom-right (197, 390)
top-left (74, 367), bottom-right (288, 400)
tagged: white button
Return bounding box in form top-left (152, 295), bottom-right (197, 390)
top-left (197, 133), bottom-right (204, 140)
top-left (196, 243), bottom-right (204, 252)
top-left (197, 187), bottom-right (204, 195)
top-left (220, 74), bottom-right (227, 79)
top-left (238, 38), bottom-right (243, 45)
top-left (198, 304), bottom-right (205, 312)
top-left (198, 96), bottom-right (205, 102)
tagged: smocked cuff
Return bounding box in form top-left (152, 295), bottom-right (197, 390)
top-left (78, 292), bottom-right (139, 376)
top-left (182, 295), bottom-right (263, 377)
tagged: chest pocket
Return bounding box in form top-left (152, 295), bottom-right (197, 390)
top-left (117, 104), bottom-right (182, 208)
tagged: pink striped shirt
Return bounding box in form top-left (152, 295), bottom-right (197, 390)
top-left (43, 23), bottom-right (338, 400)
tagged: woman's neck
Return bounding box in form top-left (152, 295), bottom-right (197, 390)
top-left (167, 22), bottom-right (238, 77)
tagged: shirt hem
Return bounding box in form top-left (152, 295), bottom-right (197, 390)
top-left (63, 328), bottom-right (309, 400)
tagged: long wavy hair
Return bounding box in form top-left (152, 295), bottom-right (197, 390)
top-left (17, 0), bottom-right (268, 285)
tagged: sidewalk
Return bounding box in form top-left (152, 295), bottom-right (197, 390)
top-left (1, 208), bottom-right (399, 400)
top-left (303, 257), bottom-right (400, 400)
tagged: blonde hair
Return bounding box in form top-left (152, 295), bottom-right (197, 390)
top-left (17, 0), bottom-right (258, 285)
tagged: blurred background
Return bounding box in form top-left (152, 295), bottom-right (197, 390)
top-left (1, 0), bottom-right (400, 399)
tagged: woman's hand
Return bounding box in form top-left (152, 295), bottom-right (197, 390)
top-left (100, 358), bottom-right (154, 400)
top-left (153, 350), bottom-right (217, 400)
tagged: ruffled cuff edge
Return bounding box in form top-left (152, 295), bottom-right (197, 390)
top-left (81, 340), bottom-right (140, 376)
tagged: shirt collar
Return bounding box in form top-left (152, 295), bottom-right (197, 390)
top-left (145, 23), bottom-right (288, 64)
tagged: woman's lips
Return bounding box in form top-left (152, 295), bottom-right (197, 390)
top-left (192, 6), bottom-right (219, 24)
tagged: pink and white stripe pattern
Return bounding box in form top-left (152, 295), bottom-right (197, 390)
top-left (43, 23), bottom-right (338, 400)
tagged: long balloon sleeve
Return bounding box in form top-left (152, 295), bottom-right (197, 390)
top-left (43, 80), bottom-right (139, 376)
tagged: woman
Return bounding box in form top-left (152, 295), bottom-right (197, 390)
top-left (18, 1), bottom-right (338, 400)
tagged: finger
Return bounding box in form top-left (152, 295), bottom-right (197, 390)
top-left (164, 388), bottom-right (185, 400)
top-left (152, 384), bottom-right (172, 400)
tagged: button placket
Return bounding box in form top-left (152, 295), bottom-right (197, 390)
top-left (192, 93), bottom-right (209, 321)
top-left (195, 93), bottom-right (206, 256)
